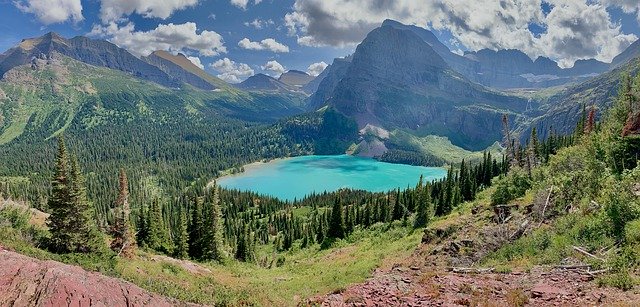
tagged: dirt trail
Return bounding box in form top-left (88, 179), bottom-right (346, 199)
top-left (0, 245), bottom-right (197, 307)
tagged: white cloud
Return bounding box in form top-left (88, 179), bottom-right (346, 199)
top-left (14, 0), bottom-right (83, 25)
top-left (187, 56), bottom-right (204, 69)
top-left (284, 0), bottom-right (638, 66)
top-left (244, 18), bottom-right (274, 29)
top-left (210, 58), bottom-right (254, 83)
top-left (261, 60), bottom-right (286, 76)
top-left (538, 0), bottom-right (637, 67)
top-left (230, 0), bottom-right (262, 10)
top-left (99, 0), bottom-right (199, 23)
top-left (238, 38), bottom-right (290, 53)
top-left (306, 61), bottom-right (327, 76)
top-left (89, 22), bottom-right (226, 57)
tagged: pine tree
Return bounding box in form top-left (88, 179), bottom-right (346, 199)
top-left (110, 169), bottom-right (136, 257)
top-left (174, 207), bottom-right (189, 259)
top-left (327, 197), bottom-right (345, 239)
top-left (414, 183), bottom-right (432, 228)
top-left (147, 198), bottom-right (170, 253)
top-left (47, 136), bottom-right (74, 253)
top-left (203, 183), bottom-right (225, 261)
top-left (46, 138), bottom-right (102, 254)
top-left (392, 189), bottom-right (403, 221)
top-left (188, 196), bottom-right (204, 259)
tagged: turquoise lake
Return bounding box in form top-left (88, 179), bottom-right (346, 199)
top-left (217, 155), bottom-right (447, 201)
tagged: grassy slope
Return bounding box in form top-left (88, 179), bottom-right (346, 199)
top-left (0, 202), bottom-right (421, 306)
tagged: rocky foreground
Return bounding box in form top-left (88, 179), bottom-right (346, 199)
top-left (0, 245), bottom-right (192, 307)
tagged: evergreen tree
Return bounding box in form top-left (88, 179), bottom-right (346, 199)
top-left (188, 196), bottom-right (204, 259)
top-left (47, 136), bottom-right (102, 254)
top-left (203, 183), bottom-right (225, 261)
top-left (327, 198), bottom-right (345, 239)
top-left (414, 183), bottom-right (432, 228)
top-left (47, 136), bottom-right (74, 253)
top-left (110, 169), bottom-right (136, 257)
top-left (174, 207), bottom-right (189, 259)
top-left (392, 189), bottom-right (403, 221)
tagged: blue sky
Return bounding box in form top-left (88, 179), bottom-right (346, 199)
top-left (2, 0), bottom-right (640, 82)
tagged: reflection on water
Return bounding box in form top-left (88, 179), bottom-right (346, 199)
top-left (219, 155), bottom-right (446, 201)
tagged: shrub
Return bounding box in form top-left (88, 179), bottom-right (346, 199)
top-left (625, 219), bottom-right (640, 244)
top-left (490, 168), bottom-right (531, 206)
top-left (597, 272), bottom-right (637, 291)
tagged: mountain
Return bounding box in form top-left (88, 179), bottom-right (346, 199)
top-left (278, 70), bottom-right (315, 87)
top-left (236, 73), bottom-right (300, 93)
top-left (0, 32), bottom-right (179, 88)
top-left (307, 56), bottom-right (352, 110)
top-left (311, 23), bottom-right (529, 150)
top-left (611, 39), bottom-right (640, 68)
top-left (518, 57), bottom-right (640, 139)
top-left (143, 50), bottom-right (226, 90)
top-left (381, 19), bottom-right (609, 89)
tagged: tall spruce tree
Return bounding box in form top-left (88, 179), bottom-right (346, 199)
top-left (110, 169), bottom-right (136, 257)
top-left (47, 136), bottom-right (102, 254)
top-left (188, 196), bottom-right (204, 259)
top-left (203, 183), bottom-right (225, 261)
top-left (174, 206), bottom-right (189, 259)
top-left (414, 183), bottom-right (432, 228)
top-left (327, 197), bottom-right (345, 239)
top-left (47, 136), bottom-right (74, 253)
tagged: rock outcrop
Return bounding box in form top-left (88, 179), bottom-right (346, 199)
top-left (0, 246), bottom-right (193, 306)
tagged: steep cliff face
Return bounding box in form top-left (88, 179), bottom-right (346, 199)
top-left (0, 32), bottom-right (179, 88)
top-left (313, 25), bottom-right (527, 150)
top-left (0, 246), bottom-right (193, 306)
top-left (307, 56), bottom-right (352, 110)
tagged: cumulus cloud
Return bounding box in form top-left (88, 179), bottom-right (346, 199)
top-left (238, 38), bottom-right (290, 52)
top-left (210, 58), bottom-right (254, 83)
top-left (89, 22), bottom-right (226, 57)
top-left (244, 18), bottom-right (274, 29)
top-left (187, 56), bottom-right (204, 69)
top-left (261, 60), bottom-right (286, 76)
top-left (14, 0), bottom-right (83, 24)
top-left (99, 0), bottom-right (199, 23)
top-left (284, 0), bottom-right (638, 66)
top-left (306, 61), bottom-right (328, 76)
top-left (230, 0), bottom-right (261, 10)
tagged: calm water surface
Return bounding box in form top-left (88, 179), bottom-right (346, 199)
top-left (217, 155), bottom-right (447, 201)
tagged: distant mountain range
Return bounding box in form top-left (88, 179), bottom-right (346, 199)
top-left (308, 19), bottom-right (640, 152)
top-left (2, 19), bottom-right (640, 160)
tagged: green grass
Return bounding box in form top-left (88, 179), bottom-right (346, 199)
top-left (0, 204), bottom-right (422, 306)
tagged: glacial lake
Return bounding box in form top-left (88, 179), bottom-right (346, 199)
top-left (217, 155), bottom-right (447, 201)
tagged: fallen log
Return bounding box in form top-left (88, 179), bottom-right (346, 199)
top-left (447, 267), bottom-right (495, 274)
top-left (572, 246), bottom-right (605, 262)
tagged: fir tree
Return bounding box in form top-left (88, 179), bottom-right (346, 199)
top-left (110, 169), bottom-right (136, 257)
top-left (174, 207), bottom-right (189, 259)
top-left (327, 197), bottom-right (345, 239)
top-left (47, 137), bottom-right (102, 254)
top-left (188, 196), bottom-right (204, 259)
top-left (47, 136), bottom-right (74, 253)
top-left (203, 183), bottom-right (225, 261)
top-left (414, 183), bottom-right (432, 228)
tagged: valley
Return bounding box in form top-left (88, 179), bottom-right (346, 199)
top-left (0, 11), bottom-right (639, 307)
